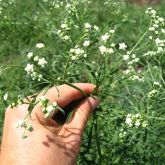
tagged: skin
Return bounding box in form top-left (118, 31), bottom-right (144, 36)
top-left (0, 83), bottom-right (99, 165)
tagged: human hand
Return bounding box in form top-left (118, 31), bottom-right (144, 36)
top-left (0, 83), bottom-right (99, 165)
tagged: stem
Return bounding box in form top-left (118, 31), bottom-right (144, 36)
top-left (94, 56), bottom-right (106, 95)
top-left (130, 20), bottom-right (152, 53)
top-left (130, 29), bottom-right (148, 53)
top-left (75, 10), bottom-right (82, 32)
top-left (0, 65), bottom-right (23, 74)
top-left (93, 112), bottom-right (102, 164)
top-left (63, 54), bottom-right (71, 81)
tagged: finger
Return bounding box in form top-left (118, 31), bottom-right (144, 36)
top-left (45, 83), bottom-right (96, 107)
top-left (62, 96), bottom-right (99, 132)
top-left (32, 83), bottom-right (96, 123)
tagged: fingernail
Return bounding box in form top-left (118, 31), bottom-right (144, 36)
top-left (88, 96), bottom-right (100, 110)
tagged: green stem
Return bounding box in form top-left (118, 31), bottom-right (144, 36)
top-left (93, 112), bottom-right (102, 164)
top-left (63, 54), bottom-right (71, 81)
top-left (130, 20), bottom-right (152, 53)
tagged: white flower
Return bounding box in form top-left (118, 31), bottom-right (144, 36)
top-left (99, 45), bottom-right (107, 54)
top-left (74, 48), bottom-right (84, 55)
top-left (34, 56), bottom-right (39, 61)
top-left (44, 102), bottom-right (58, 118)
top-left (38, 74), bottom-right (43, 78)
top-left (94, 25), bottom-right (99, 31)
top-left (131, 75), bottom-right (143, 81)
top-left (37, 74), bottom-right (43, 82)
top-left (134, 58), bottom-right (139, 62)
top-left (155, 31), bottom-right (159, 35)
top-left (158, 17), bottom-right (164, 22)
top-left (55, 4), bottom-right (60, 9)
top-left (119, 131), bottom-right (126, 138)
top-left (149, 36), bottom-right (153, 40)
top-left (111, 43), bottom-right (115, 47)
top-left (107, 48), bottom-right (114, 54)
top-left (135, 114), bottom-right (141, 118)
top-left (155, 38), bottom-right (163, 46)
top-left (153, 81), bottom-right (162, 87)
top-left (42, 107), bottom-right (46, 112)
top-left (153, 82), bottom-right (159, 85)
top-left (132, 54), bottom-right (136, 58)
top-left (83, 54), bottom-right (87, 58)
top-left (123, 69), bottom-right (131, 75)
top-left (46, 105), bottom-right (55, 113)
top-left (119, 43), bottom-right (127, 50)
top-left (25, 64), bottom-right (34, 73)
top-left (123, 55), bottom-right (129, 61)
top-left (65, 3), bottom-right (71, 8)
top-left (31, 71), bottom-right (38, 80)
top-left (153, 24), bottom-right (159, 28)
top-left (149, 27), bottom-right (155, 31)
top-left (38, 58), bottom-right (48, 67)
top-left (36, 43), bottom-right (45, 49)
top-left (125, 117), bottom-right (132, 127)
top-left (142, 121), bottom-right (148, 128)
top-left (40, 96), bottom-right (47, 101)
top-left (15, 119), bottom-right (26, 128)
top-left (57, 30), bottom-right (62, 34)
top-left (148, 89), bottom-right (158, 98)
top-left (27, 52), bottom-right (33, 59)
top-left (3, 92), bottom-right (8, 101)
top-left (61, 23), bottom-right (68, 29)
top-left (151, 9), bottom-right (156, 15)
top-left (161, 29), bottom-right (165, 33)
top-left (135, 120), bottom-right (141, 127)
top-left (84, 23), bottom-right (92, 29)
top-left (63, 35), bottom-right (70, 40)
top-left (101, 33), bottom-right (110, 42)
top-left (70, 48), bottom-right (74, 53)
top-left (109, 29), bottom-right (115, 34)
top-left (127, 114), bottom-right (132, 118)
top-left (157, 47), bottom-right (163, 53)
top-left (71, 56), bottom-right (76, 61)
top-left (83, 40), bottom-right (90, 47)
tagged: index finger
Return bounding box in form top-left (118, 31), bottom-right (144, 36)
top-left (32, 83), bottom-right (96, 122)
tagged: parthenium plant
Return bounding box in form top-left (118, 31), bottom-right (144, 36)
top-left (0, 0), bottom-right (165, 164)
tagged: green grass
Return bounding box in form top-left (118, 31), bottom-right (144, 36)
top-left (0, 0), bottom-right (165, 164)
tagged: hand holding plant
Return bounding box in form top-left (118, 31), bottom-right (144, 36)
top-left (0, 83), bottom-right (99, 165)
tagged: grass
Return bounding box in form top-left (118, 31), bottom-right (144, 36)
top-left (0, 0), bottom-right (165, 164)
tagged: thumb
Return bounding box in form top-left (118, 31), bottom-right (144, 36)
top-left (62, 97), bottom-right (99, 131)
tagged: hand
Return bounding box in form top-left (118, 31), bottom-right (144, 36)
top-left (0, 83), bottom-right (99, 165)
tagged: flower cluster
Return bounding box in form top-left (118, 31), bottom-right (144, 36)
top-left (119, 42), bottom-right (127, 50)
top-left (9, 95), bottom-right (24, 108)
top-left (125, 113), bottom-right (148, 128)
top-left (119, 128), bottom-right (127, 139)
top-left (145, 8), bottom-right (165, 56)
top-left (15, 119), bottom-right (33, 138)
top-left (84, 22), bottom-right (98, 32)
top-left (98, 29), bottom-right (115, 55)
top-left (57, 22), bottom-right (71, 42)
top-left (25, 43), bottom-right (47, 82)
top-left (148, 81), bottom-right (162, 98)
top-left (39, 96), bottom-right (64, 118)
top-left (70, 46), bottom-right (86, 60)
